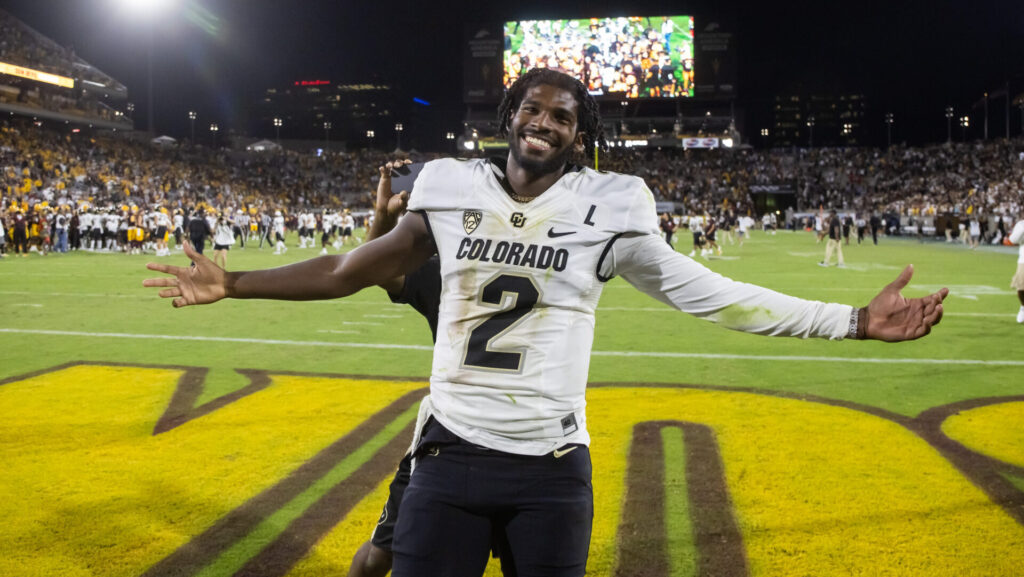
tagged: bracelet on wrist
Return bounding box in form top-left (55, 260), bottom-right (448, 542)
top-left (849, 307), bottom-right (868, 340)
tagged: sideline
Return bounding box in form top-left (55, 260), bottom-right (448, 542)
top-left (2, 327), bottom-right (1022, 366)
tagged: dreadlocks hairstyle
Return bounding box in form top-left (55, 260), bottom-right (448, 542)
top-left (497, 68), bottom-right (608, 159)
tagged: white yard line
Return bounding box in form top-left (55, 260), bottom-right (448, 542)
top-left (2, 327), bottom-right (1020, 366)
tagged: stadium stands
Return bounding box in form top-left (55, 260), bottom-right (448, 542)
top-left (0, 9), bottom-right (130, 130)
top-left (1, 116), bottom-right (1022, 255)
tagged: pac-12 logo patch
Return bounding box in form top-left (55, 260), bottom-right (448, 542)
top-left (463, 210), bottom-right (482, 235)
top-left (510, 212), bottom-right (527, 228)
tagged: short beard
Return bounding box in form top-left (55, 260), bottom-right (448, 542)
top-left (509, 131), bottom-right (574, 176)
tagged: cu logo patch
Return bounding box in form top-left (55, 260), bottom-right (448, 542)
top-left (1, 362), bottom-right (1022, 576)
top-left (510, 211), bottom-right (526, 228)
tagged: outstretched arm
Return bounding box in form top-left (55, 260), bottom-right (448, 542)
top-left (862, 265), bottom-right (947, 342)
top-left (143, 213), bottom-right (435, 308)
top-left (611, 234), bottom-right (946, 342)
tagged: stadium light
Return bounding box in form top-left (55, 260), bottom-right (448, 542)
top-left (188, 111), bottom-right (196, 142)
top-left (945, 106), bottom-right (954, 143)
top-left (115, 0), bottom-right (175, 17)
top-left (273, 117), bottom-right (282, 143)
top-left (960, 115), bottom-right (970, 141)
top-left (114, 0), bottom-right (176, 133)
top-left (806, 115), bottom-right (815, 148)
top-left (323, 121), bottom-right (332, 144)
top-left (885, 113), bottom-right (894, 148)
top-left (395, 123), bottom-right (404, 150)
top-left (209, 122), bottom-right (218, 147)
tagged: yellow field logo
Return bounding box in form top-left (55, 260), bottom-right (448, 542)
top-left (1, 363), bottom-right (1022, 576)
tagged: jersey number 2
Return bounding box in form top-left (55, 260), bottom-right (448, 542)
top-left (462, 274), bottom-right (540, 372)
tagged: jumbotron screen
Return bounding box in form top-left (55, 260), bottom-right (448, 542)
top-left (503, 16), bottom-right (695, 98)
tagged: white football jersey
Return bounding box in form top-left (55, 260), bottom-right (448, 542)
top-left (408, 158), bottom-right (851, 456)
top-left (408, 158), bottom-right (658, 455)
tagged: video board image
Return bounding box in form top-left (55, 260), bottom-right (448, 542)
top-left (504, 16), bottom-right (695, 99)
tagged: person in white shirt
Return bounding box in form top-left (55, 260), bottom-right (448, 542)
top-left (687, 213), bottom-right (705, 257)
top-left (144, 69), bottom-right (948, 577)
top-left (104, 210), bottom-right (120, 252)
top-left (173, 210), bottom-right (185, 249)
top-left (153, 209), bottom-right (172, 256)
top-left (272, 210), bottom-right (287, 255)
top-left (1009, 215), bottom-right (1024, 323)
top-left (736, 213), bottom-right (753, 247)
top-left (212, 214), bottom-right (235, 269)
top-left (340, 210), bottom-right (355, 246)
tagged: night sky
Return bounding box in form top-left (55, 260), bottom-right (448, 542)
top-left (2, 0), bottom-right (1022, 145)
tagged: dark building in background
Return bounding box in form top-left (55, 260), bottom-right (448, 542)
top-left (252, 80), bottom-right (395, 149)
top-left (769, 92), bottom-right (867, 148)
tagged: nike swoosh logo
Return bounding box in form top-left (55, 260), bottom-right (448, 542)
top-left (553, 446), bottom-right (578, 458)
top-left (547, 228), bottom-right (576, 238)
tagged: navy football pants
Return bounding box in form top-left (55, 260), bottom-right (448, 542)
top-left (391, 423), bottom-right (593, 577)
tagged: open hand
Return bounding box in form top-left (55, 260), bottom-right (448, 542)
top-left (865, 265), bottom-right (948, 342)
top-left (143, 241), bottom-right (227, 308)
top-left (377, 159), bottom-right (412, 220)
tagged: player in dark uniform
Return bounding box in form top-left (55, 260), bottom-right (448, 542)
top-left (347, 161), bottom-right (514, 577)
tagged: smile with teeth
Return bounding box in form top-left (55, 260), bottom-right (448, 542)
top-left (523, 135), bottom-right (553, 150)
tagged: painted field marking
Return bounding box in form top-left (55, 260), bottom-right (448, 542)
top-left (2, 327), bottom-right (1021, 366)
top-left (0, 291), bottom-right (1008, 318)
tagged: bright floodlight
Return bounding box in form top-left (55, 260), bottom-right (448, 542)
top-left (117, 0), bottom-right (175, 17)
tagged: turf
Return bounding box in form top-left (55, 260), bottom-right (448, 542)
top-left (2, 230), bottom-right (1018, 406)
top-left (1, 229), bottom-right (1022, 576)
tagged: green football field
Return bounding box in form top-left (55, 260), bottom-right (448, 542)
top-left (2, 229), bottom-right (1023, 576)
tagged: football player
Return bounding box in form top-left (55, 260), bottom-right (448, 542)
top-left (145, 69), bottom-right (948, 577)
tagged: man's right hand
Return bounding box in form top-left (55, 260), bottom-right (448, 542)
top-left (368, 159), bottom-right (412, 243)
top-left (378, 160), bottom-right (411, 217)
top-left (143, 241), bottom-right (227, 308)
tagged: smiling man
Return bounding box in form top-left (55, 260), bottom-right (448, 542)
top-left (144, 68), bottom-right (947, 577)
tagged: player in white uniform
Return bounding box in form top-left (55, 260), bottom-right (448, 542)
top-left (340, 210), bottom-right (355, 246)
top-left (1009, 215), bottom-right (1024, 323)
top-left (144, 70), bottom-right (948, 577)
top-left (687, 213), bottom-right (706, 258)
top-left (153, 208), bottom-right (172, 256)
top-left (272, 210), bottom-right (287, 254)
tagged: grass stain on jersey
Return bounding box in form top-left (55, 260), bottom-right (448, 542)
top-left (710, 304), bottom-right (775, 330)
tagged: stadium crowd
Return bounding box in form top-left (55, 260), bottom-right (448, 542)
top-left (505, 16), bottom-right (694, 98)
top-left (0, 9), bottom-right (126, 123)
top-left (1, 117), bottom-right (1023, 257)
